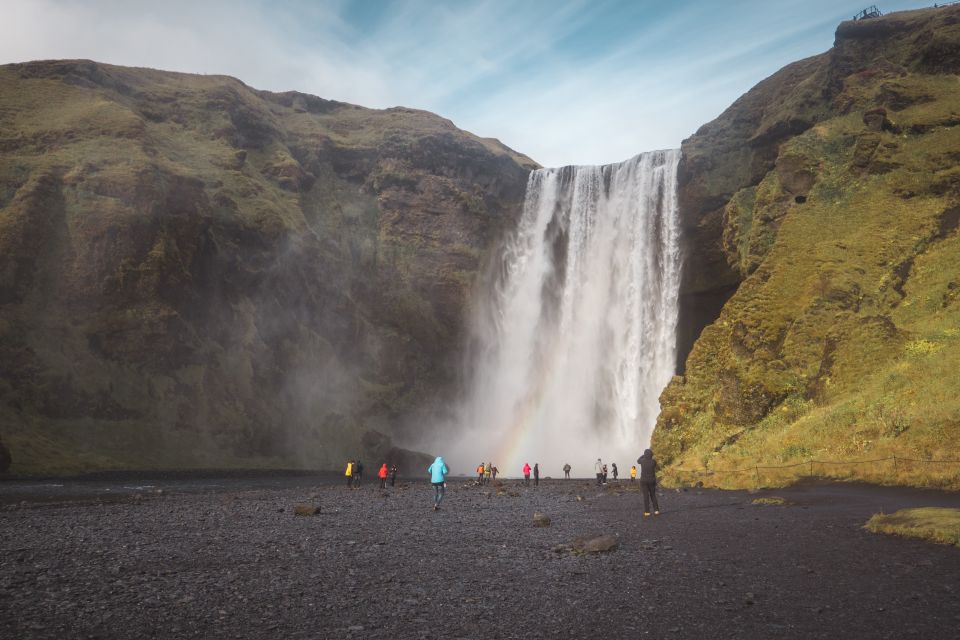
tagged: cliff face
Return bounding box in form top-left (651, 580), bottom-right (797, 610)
top-left (658, 6), bottom-right (960, 483)
top-left (0, 60), bottom-right (536, 474)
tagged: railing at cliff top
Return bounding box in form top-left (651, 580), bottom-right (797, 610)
top-left (853, 5), bottom-right (882, 20)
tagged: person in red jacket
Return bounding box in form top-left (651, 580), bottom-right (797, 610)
top-left (522, 462), bottom-right (531, 486)
top-left (378, 463), bottom-right (389, 489)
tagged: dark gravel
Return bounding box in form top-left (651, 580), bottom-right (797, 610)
top-left (2, 477), bottom-right (959, 639)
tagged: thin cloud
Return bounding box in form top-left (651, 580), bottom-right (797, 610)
top-left (0, 0), bottom-right (936, 166)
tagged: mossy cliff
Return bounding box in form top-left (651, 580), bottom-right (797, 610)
top-left (0, 60), bottom-right (536, 475)
top-left (657, 6), bottom-right (960, 487)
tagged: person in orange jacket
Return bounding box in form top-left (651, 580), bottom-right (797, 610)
top-left (522, 462), bottom-right (531, 486)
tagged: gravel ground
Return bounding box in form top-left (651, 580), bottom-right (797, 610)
top-left (2, 477), bottom-right (959, 639)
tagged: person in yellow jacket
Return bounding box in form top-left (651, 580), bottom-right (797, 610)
top-left (345, 460), bottom-right (354, 488)
top-left (630, 465), bottom-right (637, 482)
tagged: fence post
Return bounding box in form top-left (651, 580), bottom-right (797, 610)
top-left (754, 465), bottom-right (760, 488)
top-left (809, 460), bottom-right (813, 477)
top-left (893, 455), bottom-right (898, 474)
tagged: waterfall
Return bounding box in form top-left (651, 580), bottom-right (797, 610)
top-left (446, 149), bottom-right (682, 477)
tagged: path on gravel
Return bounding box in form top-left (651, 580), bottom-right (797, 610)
top-left (2, 478), bottom-right (959, 639)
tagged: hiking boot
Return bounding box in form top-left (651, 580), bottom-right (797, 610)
top-left (433, 504), bottom-right (438, 511)
top-left (654, 511), bottom-right (660, 516)
top-left (643, 512), bottom-right (651, 517)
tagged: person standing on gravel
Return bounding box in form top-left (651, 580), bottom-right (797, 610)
top-left (428, 456), bottom-right (449, 510)
top-left (563, 463), bottom-right (571, 479)
top-left (630, 465), bottom-right (637, 482)
top-left (484, 462), bottom-right (492, 483)
top-left (345, 460), bottom-right (354, 488)
top-left (595, 458), bottom-right (603, 485)
top-left (355, 460), bottom-right (364, 486)
top-left (533, 463), bottom-right (540, 487)
top-left (611, 462), bottom-right (619, 482)
top-left (637, 449), bottom-right (660, 516)
top-left (378, 463), bottom-right (389, 489)
top-left (522, 462), bottom-right (532, 486)
top-left (477, 462), bottom-right (486, 485)
top-left (390, 464), bottom-right (398, 487)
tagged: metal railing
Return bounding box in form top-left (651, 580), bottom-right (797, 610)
top-left (853, 5), bottom-right (883, 20)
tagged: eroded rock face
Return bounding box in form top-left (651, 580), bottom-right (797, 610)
top-left (674, 5), bottom-right (960, 370)
top-left (0, 436), bottom-right (10, 473)
top-left (658, 6), bottom-right (960, 470)
top-left (0, 60), bottom-right (536, 474)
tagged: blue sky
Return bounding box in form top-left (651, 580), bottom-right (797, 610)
top-left (1, 0), bottom-right (935, 166)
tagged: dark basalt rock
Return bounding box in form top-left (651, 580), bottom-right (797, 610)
top-left (0, 60), bottom-right (536, 475)
top-left (0, 436), bottom-right (10, 474)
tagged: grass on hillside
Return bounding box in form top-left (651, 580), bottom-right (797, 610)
top-left (865, 508), bottom-right (960, 547)
top-left (656, 69), bottom-right (960, 491)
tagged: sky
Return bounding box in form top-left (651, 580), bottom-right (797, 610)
top-left (0, 0), bottom-right (936, 167)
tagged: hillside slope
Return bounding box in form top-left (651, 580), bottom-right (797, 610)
top-left (0, 60), bottom-right (536, 475)
top-left (656, 6), bottom-right (960, 487)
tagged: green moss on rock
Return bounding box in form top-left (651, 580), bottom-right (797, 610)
top-left (659, 6), bottom-right (960, 488)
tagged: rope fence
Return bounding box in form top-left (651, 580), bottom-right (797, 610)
top-left (669, 455), bottom-right (960, 488)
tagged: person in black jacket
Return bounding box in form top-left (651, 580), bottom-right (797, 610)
top-left (533, 463), bottom-right (540, 487)
top-left (637, 449), bottom-right (660, 516)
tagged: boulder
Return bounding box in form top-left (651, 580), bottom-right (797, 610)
top-left (532, 512), bottom-right (551, 527)
top-left (578, 534), bottom-right (619, 553)
top-left (552, 534), bottom-right (619, 555)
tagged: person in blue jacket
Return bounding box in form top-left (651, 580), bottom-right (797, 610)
top-left (428, 456), bottom-right (449, 510)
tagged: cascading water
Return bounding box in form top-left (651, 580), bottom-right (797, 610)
top-left (445, 149), bottom-right (682, 477)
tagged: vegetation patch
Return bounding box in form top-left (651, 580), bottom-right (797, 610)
top-left (655, 7), bottom-right (960, 490)
top-left (865, 508), bottom-right (960, 547)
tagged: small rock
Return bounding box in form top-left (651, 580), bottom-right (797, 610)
top-left (579, 534), bottom-right (618, 553)
top-left (532, 512), bottom-right (551, 527)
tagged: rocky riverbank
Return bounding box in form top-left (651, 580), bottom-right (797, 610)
top-left (2, 478), bottom-right (959, 639)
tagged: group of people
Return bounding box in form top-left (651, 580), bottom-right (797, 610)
top-left (344, 459), bottom-right (399, 489)
top-left (474, 462), bottom-right (499, 484)
top-left (346, 448), bottom-right (662, 517)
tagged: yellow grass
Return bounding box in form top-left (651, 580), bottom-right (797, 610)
top-left (865, 508), bottom-right (960, 547)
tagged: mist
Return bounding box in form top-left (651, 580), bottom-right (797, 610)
top-left (425, 150), bottom-right (682, 477)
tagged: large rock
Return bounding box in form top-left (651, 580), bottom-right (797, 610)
top-left (532, 512), bottom-right (551, 527)
top-left (552, 534), bottom-right (619, 554)
top-left (0, 60), bottom-right (536, 475)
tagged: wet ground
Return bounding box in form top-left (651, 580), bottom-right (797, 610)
top-left (1, 475), bottom-right (959, 639)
